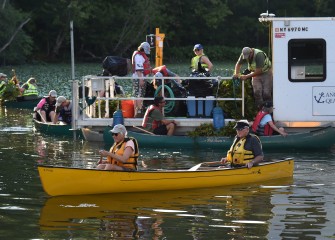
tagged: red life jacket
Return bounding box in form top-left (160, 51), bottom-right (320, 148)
top-left (152, 65), bottom-right (168, 76)
top-left (142, 105), bottom-right (161, 130)
top-left (132, 51), bottom-right (151, 76)
top-left (252, 111), bottom-right (274, 136)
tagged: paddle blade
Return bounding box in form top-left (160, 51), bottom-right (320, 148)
top-left (188, 163), bottom-right (202, 171)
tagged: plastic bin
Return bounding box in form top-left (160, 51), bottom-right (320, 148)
top-left (187, 96), bottom-right (214, 118)
top-left (121, 100), bottom-right (134, 118)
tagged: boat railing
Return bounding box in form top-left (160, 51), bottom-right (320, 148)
top-left (71, 75), bottom-right (245, 130)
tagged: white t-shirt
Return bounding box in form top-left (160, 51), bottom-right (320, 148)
top-left (132, 53), bottom-right (145, 76)
top-left (125, 139), bottom-right (135, 154)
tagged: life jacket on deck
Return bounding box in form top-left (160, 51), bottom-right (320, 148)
top-left (142, 105), bottom-right (161, 130)
top-left (226, 134), bottom-right (260, 166)
top-left (152, 65), bottom-right (168, 76)
top-left (252, 111), bottom-right (274, 136)
top-left (132, 51), bottom-right (151, 76)
top-left (107, 137), bottom-right (139, 170)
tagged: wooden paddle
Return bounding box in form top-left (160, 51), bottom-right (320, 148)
top-left (188, 161), bottom-right (227, 171)
top-left (37, 109), bottom-right (47, 123)
top-left (132, 125), bottom-right (155, 135)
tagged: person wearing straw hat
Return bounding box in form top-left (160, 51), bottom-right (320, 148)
top-left (97, 124), bottom-right (139, 171)
top-left (221, 120), bottom-right (263, 169)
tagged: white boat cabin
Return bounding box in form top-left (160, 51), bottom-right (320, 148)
top-left (260, 16), bottom-right (335, 127)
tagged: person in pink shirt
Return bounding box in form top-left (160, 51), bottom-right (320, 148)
top-left (35, 90), bottom-right (57, 122)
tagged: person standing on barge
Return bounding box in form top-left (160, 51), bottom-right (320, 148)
top-left (132, 42), bottom-right (152, 118)
top-left (233, 47), bottom-right (273, 109)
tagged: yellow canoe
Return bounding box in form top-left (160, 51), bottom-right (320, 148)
top-left (38, 158), bottom-right (294, 196)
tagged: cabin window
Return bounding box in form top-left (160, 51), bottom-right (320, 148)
top-left (288, 39), bottom-right (326, 82)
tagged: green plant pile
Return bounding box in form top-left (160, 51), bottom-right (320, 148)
top-left (187, 121), bottom-right (237, 137)
top-left (217, 76), bottom-right (258, 120)
top-left (0, 82), bottom-right (20, 101)
top-left (95, 100), bottom-right (119, 117)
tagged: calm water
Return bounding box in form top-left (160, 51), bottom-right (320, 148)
top-left (1, 107), bottom-right (335, 239)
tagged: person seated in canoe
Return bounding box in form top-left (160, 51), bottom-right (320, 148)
top-left (19, 77), bottom-right (39, 100)
top-left (221, 120), bottom-right (264, 169)
top-left (0, 73), bottom-right (7, 96)
top-left (142, 96), bottom-right (177, 136)
top-left (251, 101), bottom-right (288, 137)
top-left (53, 96), bottom-right (72, 124)
top-left (35, 90), bottom-right (57, 123)
top-left (97, 124), bottom-right (139, 171)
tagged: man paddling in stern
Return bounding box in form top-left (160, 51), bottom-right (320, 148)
top-left (221, 120), bottom-right (264, 169)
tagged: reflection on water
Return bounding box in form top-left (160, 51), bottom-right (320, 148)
top-left (39, 181), bottom-right (293, 239)
top-left (1, 107), bottom-right (335, 239)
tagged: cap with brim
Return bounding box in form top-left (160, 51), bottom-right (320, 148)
top-left (234, 120), bottom-right (250, 129)
top-left (193, 44), bottom-right (203, 50)
top-left (0, 73), bottom-right (7, 78)
top-left (49, 90), bottom-right (57, 97)
top-left (55, 96), bottom-right (66, 107)
top-left (242, 47), bottom-right (252, 59)
top-left (139, 42), bottom-right (150, 54)
top-left (110, 124), bottom-right (127, 136)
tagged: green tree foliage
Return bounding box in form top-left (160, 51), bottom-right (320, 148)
top-left (0, 1), bottom-right (32, 64)
top-left (3, 0), bottom-right (335, 64)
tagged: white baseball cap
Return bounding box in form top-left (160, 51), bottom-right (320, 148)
top-left (110, 124), bottom-right (127, 136)
top-left (49, 90), bottom-right (57, 97)
top-left (139, 42), bottom-right (150, 54)
top-left (55, 96), bottom-right (66, 107)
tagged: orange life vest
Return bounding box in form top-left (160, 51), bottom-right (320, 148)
top-left (107, 137), bottom-right (139, 170)
top-left (152, 65), bottom-right (168, 76)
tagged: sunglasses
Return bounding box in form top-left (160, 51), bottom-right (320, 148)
top-left (236, 127), bottom-right (246, 131)
top-left (194, 49), bottom-right (200, 52)
top-left (112, 133), bottom-right (119, 136)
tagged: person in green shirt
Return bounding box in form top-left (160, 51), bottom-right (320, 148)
top-left (142, 96), bottom-right (177, 136)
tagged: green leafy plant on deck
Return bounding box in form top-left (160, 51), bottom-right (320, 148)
top-left (187, 121), bottom-right (236, 137)
top-left (187, 76), bottom-right (258, 137)
top-left (217, 77), bottom-right (258, 120)
top-left (95, 100), bottom-right (119, 117)
top-left (0, 82), bottom-right (20, 101)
